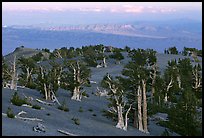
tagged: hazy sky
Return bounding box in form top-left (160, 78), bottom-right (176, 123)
top-left (2, 2), bottom-right (202, 26)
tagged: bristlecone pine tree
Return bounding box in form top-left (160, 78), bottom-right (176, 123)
top-left (120, 48), bottom-right (153, 133)
top-left (95, 44), bottom-right (108, 68)
top-left (18, 57), bottom-right (36, 88)
top-left (10, 55), bottom-right (18, 90)
top-left (2, 56), bottom-right (11, 88)
top-left (35, 60), bottom-right (62, 100)
top-left (101, 73), bottom-right (132, 131)
top-left (61, 59), bottom-right (90, 101)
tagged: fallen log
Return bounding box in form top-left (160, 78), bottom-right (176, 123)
top-left (15, 111), bottom-right (43, 122)
top-left (57, 129), bottom-right (78, 136)
top-left (2, 113), bottom-right (7, 117)
top-left (2, 111), bottom-right (43, 122)
top-left (36, 99), bottom-right (55, 106)
top-left (21, 104), bottom-right (32, 108)
top-left (51, 91), bottom-right (61, 106)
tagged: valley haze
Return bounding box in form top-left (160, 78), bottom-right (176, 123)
top-left (2, 2), bottom-right (202, 55)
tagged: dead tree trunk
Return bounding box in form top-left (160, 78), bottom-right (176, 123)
top-left (103, 57), bottom-right (107, 68)
top-left (150, 63), bottom-right (157, 104)
top-left (165, 77), bottom-right (173, 102)
top-left (192, 67), bottom-right (201, 92)
top-left (25, 67), bottom-right (33, 86)
top-left (10, 55), bottom-right (18, 90)
top-left (106, 74), bottom-right (132, 131)
top-left (137, 85), bottom-right (143, 132)
top-left (124, 104), bottom-right (132, 131)
top-left (71, 86), bottom-right (81, 101)
top-left (142, 79), bottom-right (148, 133)
top-left (40, 66), bottom-right (51, 100)
top-left (116, 104), bottom-right (125, 129)
top-left (71, 61), bottom-right (82, 101)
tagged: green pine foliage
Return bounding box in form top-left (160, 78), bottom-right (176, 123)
top-left (6, 107), bottom-right (15, 118)
top-left (10, 91), bottom-right (31, 106)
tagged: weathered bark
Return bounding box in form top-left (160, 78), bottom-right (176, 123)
top-left (165, 77), bottom-right (173, 102)
top-left (116, 104), bottom-right (125, 129)
top-left (55, 50), bottom-right (62, 58)
top-left (71, 61), bottom-right (82, 101)
top-left (71, 86), bottom-right (81, 101)
top-left (124, 104), bottom-right (132, 131)
top-left (36, 99), bottom-right (55, 106)
top-left (142, 79), bottom-right (148, 133)
top-left (96, 87), bottom-right (108, 96)
top-left (51, 91), bottom-right (61, 106)
top-left (40, 66), bottom-right (51, 100)
top-left (103, 57), bottom-right (107, 68)
top-left (106, 74), bottom-right (131, 131)
top-left (16, 111), bottom-right (43, 121)
top-left (177, 75), bottom-right (181, 89)
top-left (150, 63), bottom-right (157, 104)
top-left (10, 55), bottom-right (18, 90)
top-left (25, 67), bottom-right (33, 86)
top-left (137, 85), bottom-right (143, 132)
top-left (57, 129), bottom-right (78, 136)
top-left (192, 67), bottom-right (201, 92)
top-left (43, 83), bottom-right (48, 100)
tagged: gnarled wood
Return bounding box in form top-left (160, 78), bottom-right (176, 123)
top-left (57, 129), bottom-right (78, 136)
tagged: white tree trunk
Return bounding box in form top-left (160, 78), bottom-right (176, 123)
top-left (124, 104), bottom-right (132, 131)
top-left (150, 63), bottom-right (157, 104)
top-left (10, 55), bottom-right (17, 90)
top-left (165, 77), bottom-right (173, 102)
top-left (71, 86), bottom-right (81, 101)
top-left (177, 75), bottom-right (181, 89)
top-left (103, 57), bottom-right (107, 68)
top-left (137, 85), bottom-right (143, 132)
top-left (192, 68), bottom-right (201, 91)
top-left (116, 104), bottom-right (125, 129)
top-left (43, 83), bottom-right (48, 100)
top-left (142, 80), bottom-right (148, 133)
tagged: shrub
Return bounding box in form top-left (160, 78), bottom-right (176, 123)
top-left (58, 100), bottom-right (69, 112)
top-left (6, 107), bottom-right (15, 118)
top-left (82, 91), bottom-right (89, 97)
top-left (32, 104), bottom-right (41, 110)
top-left (71, 117), bottom-right (80, 125)
top-left (92, 114), bottom-right (97, 117)
top-left (88, 108), bottom-right (93, 112)
top-left (10, 91), bottom-right (31, 106)
top-left (79, 107), bottom-right (83, 112)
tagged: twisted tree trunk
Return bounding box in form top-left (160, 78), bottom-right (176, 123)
top-left (116, 104), bottom-right (125, 129)
top-left (137, 85), bottom-right (143, 132)
top-left (10, 55), bottom-right (18, 90)
top-left (142, 79), bottom-right (148, 133)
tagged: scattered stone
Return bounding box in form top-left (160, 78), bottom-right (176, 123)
top-left (33, 123), bottom-right (46, 133)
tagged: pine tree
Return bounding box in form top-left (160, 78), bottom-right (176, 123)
top-left (168, 87), bottom-right (201, 136)
top-left (121, 48), bottom-right (151, 133)
top-left (101, 73), bottom-right (132, 131)
top-left (2, 56), bottom-right (11, 87)
top-left (61, 59), bottom-right (90, 101)
top-left (18, 57), bottom-right (36, 88)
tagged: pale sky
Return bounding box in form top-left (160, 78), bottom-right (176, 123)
top-left (2, 2), bottom-right (202, 26)
top-left (2, 2), bottom-right (201, 13)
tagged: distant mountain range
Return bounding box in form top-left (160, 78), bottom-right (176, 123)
top-left (2, 19), bottom-right (202, 55)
